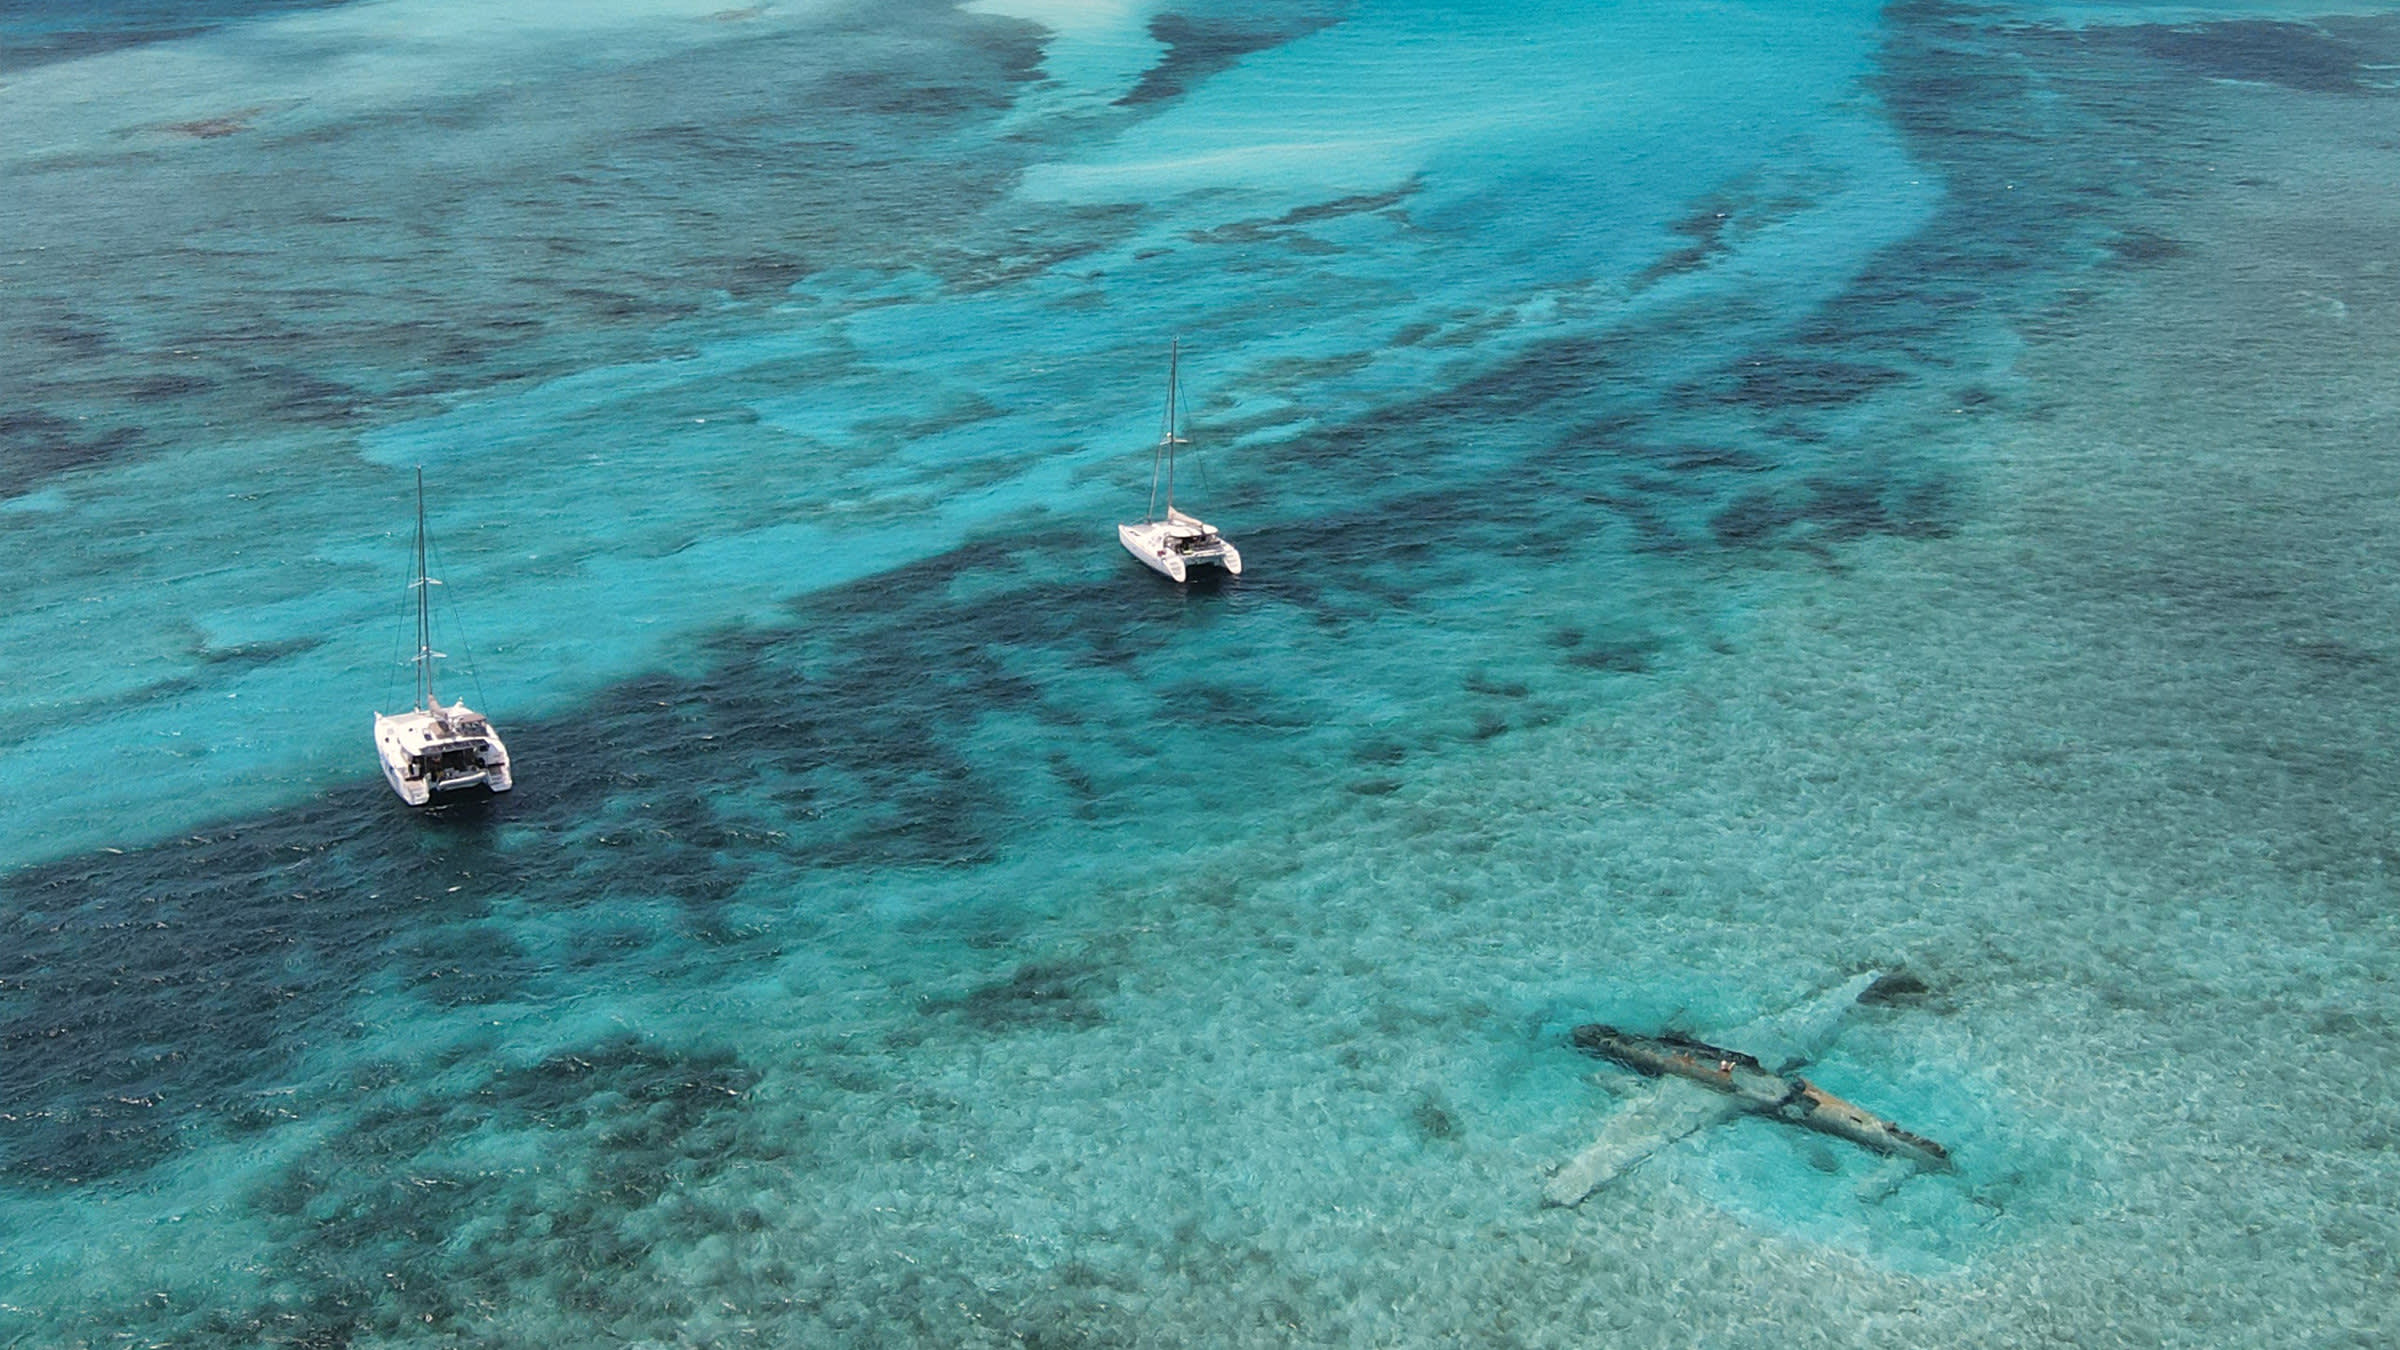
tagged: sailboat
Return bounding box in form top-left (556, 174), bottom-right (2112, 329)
top-left (372, 468), bottom-right (512, 807)
top-left (1118, 339), bottom-right (1242, 583)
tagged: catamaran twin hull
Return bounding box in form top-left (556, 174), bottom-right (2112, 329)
top-left (374, 705), bottom-right (513, 807)
top-left (1118, 510), bottom-right (1243, 584)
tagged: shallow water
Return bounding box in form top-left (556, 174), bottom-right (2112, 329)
top-left (3, 1), bottom-right (2396, 1345)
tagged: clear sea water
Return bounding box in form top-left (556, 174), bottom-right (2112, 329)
top-left (3, 0), bottom-right (2396, 1344)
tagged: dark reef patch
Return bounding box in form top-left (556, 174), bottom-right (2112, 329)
top-left (930, 961), bottom-right (1114, 1032)
top-left (197, 635), bottom-right (326, 669)
top-left (130, 373), bottom-right (218, 402)
top-left (1860, 969), bottom-right (1932, 1005)
top-left (717, 253), bottom-right (813, 299)
top-left (1634, 202), bottom-right (1736, 288)
top-left (2119, 20), bottom-right (2374, 95)
top-left (2105, 229), bottom-right (2189, 266)
top-left (161, 109), bottom-right (264, 139)
top-left (230, 1035), bottom-right (763, 1346)
top-left (0, 2), bottom-right (353, 76)
top-left (1681, 353), bottom-right (1909, 414)
top-left (1188, 180), bottom-right (1421, 248)
top-left (1711, 490), bottom-right (1801, 548)
top-left (0, 799), bottom-right (513, 1186)
top-left (1411, 1093), bottom-right (1460, 1143)
top-left (1117, 9), bottom-right (1346, 107)
top-left (2290, 638), bottom-right (2385, 671)
top-left (0, 410), bottom-right (142, 498)
top-left (1562, 643), bottom-right (1655, 675)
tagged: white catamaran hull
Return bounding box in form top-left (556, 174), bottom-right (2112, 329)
top-left (1119, 512), bottom-right (1242, 584)
top-left (374, 705), bottom-right (513, 807)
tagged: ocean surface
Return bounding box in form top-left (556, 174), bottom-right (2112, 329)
top-left (4, 0), bottom-right (2397, 1344)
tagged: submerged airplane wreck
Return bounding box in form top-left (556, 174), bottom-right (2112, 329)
top-left (1545, 971), bottom-right (1950, 1207)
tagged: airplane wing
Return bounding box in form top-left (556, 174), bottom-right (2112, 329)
top-left (1543, 1076), bottom-right (1740, 1207)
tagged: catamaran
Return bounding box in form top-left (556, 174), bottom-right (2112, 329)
top-left (373, 468), bottom-right (512, 807)
top-left (1118, 340), bottom-right (1242, 583)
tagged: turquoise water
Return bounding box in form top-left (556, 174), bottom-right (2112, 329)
top-left (4, 0), bottom-right (2396, 1343)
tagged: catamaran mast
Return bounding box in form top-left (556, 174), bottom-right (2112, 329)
top-left (411, 467), bottom-right (441, 713)
top-left (1163, 339), bottom-right (1178, 518)
top-left (1147, 339), bottom-right (1189, 523)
